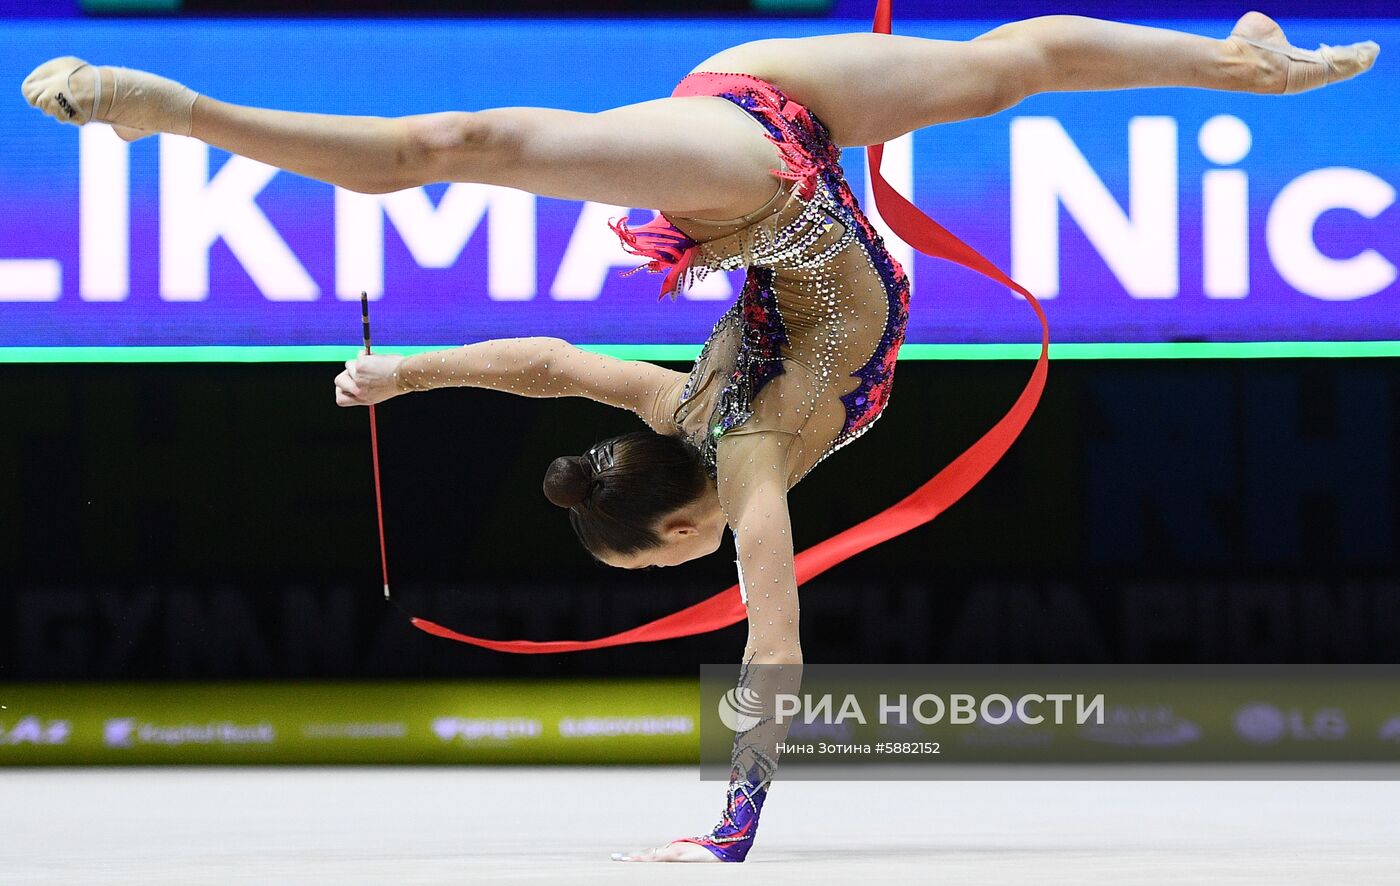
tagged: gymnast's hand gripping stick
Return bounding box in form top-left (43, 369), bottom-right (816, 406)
top-left (361, 291), bottom-right (392, 600)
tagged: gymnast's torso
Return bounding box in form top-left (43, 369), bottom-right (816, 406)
top-left (623, 72), bottom-right (911, 489)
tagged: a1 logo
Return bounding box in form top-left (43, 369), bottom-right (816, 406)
top-left (0, 716), bottom-right (71, 746)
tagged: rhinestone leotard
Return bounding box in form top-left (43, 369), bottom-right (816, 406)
top-left (612, 72), bottom-right (911, 489)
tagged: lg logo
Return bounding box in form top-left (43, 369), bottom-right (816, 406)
top-left (1234, 704), bottom-right (1348, 744)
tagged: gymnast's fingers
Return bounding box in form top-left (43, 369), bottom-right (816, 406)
top-left (333, 386), bottom-right (364, 408)
top-left (613, 842), bottom-right (707, 862)
top-left (335, 369), bottom-right (362, 398)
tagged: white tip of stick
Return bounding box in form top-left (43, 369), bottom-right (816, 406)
top-left (383, 584), bottom-right (391, 600)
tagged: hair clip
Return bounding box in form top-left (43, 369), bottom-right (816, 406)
top-left (585, 442), bottom-right (616, 475)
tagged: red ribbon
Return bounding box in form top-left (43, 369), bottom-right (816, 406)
top-left (410, 0), bottom-right (1050, 653)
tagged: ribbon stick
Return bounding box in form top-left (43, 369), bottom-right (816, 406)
top-left (362, 291), bottom-right (392, 601)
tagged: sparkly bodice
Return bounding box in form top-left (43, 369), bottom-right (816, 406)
top-left (616, 72), bottom-right (911, 487)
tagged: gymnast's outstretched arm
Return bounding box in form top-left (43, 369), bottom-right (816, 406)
top-left (333, 339), bottom-right (686, 434)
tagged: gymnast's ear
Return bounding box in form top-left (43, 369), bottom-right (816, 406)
top-left (657, 517), bottom-right (700, 538)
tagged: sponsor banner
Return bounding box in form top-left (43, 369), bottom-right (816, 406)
top-left (1, 20), bottom-right (1396, 353)
top-left (4, 669), bottom-right (1400, 768)
top-left (697, 665), bottom-right (1400, 779)
top-left (0, 680), bottom-right (698, 764)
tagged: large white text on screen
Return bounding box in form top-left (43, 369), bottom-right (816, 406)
top-left (1, 115), bottom-right (1393, 303)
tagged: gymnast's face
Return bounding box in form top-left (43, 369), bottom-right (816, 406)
top-left (597, 488), bottom-right (727, 570)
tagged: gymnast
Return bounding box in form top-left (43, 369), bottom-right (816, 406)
top-left (23, 9), bottom-right (1376, 861)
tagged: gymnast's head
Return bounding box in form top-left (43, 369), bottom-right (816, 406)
top-left (543, 430), bottom-right (725, 568)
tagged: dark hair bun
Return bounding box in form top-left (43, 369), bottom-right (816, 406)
top-left (543, 455), bottom-right (593, 508)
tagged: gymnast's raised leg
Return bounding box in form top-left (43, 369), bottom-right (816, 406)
top-left (691, 11), bottom-right (1377, 147)
top-left (21, 14), bottom-right (1376, 217)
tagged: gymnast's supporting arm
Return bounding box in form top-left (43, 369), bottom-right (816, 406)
top-left (615, 430), bottom-right (803, 863)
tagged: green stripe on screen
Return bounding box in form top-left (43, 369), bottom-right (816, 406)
top-left (82, 0), bottom-right (183, 11)
top-left (751, 0), bottom-right (833, 11)
top-left (1, 342), bottom-right (1399, 363)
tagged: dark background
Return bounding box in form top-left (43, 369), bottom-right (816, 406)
top-left (5, 0), bottom-right (1396, 679)
top-left (5, 356), bottom-right (1397, 679)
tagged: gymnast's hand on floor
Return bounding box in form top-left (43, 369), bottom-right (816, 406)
top-left (611, 841), bottom-right (720, 863)
top-left (334, 352), bottom-right (404, 407)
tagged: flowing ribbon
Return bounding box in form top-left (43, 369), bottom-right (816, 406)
top-left (410, 0), bottom-right (1050, 653)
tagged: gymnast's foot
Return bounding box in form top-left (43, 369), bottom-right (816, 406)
top-left (611, 841), bottom-right (722, 862)
top-left (1226, 11), bottom-right (1379, 94)
top-left (20, 57), bottom-right (198, 141)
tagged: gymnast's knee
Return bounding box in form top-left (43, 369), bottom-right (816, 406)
top-left (395, 110), bottom-right (513, 188)
top-left (974, 17), bottom-right (1087, 101)
top-left (965, 32), bottom-right (1047, 114)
